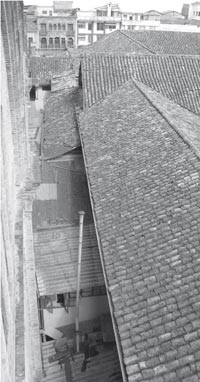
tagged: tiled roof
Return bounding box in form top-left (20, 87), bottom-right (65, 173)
top-left (29, 56), bottom-right (73, 85)
top-left (79, 30), bottom-right (151, 54)
top-left (42, 86), bottom-right (82, 159)
top-left (122, 30), bottom-right (200, 55)
top-left (81, 54), bottom-right (200, 115)
top-left (34, 223), bottom-right (104, 296)
top-left (79, 79), bottom-right (200, 381)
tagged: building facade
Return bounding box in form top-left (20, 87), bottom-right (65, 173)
top-left (77, 3), bottom-right (121, 46)
top-left (25, 1), bottom-right (77, 56)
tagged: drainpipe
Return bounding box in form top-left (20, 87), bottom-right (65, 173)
top-left (75, 210), bottom-right (85, 353)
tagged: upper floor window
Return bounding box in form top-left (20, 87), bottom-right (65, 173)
top-left (68, 37), bottom-right (73, 47)
top-left (49, 11), bottom-right (52, 16)
top-left (129, 16), bottom-right (133, 20)
top-left (49, 37), bottom-right (53, 48)
top-left (61, 38), bottom-right (66, 48)
top-left (58, 24), bottom-right (61, 30)
top-left (62, 24), bottom-right (66, 30)
top-left (78, 23), bottom-right (85, 28)
top-left (41, 23), bottom-right (47, 31)
top-left (53, 24), bottom-right (57, 30)
top-left (41, 37), bottom-right (47, 48)
top-left (55, 37), bottom-right (60, 48)
top-left (49, 24), bottom-right (52, 30)
top-left (97, 10), bottom-right (107, 16)
top-left (68, 24), bottom-right (73, 32)
top-left (88, 23), bottom-right (92, 30)
top-left (42, 10), bottom-right (47, 14)
top-left (97, 22), bottom-right (104, 30)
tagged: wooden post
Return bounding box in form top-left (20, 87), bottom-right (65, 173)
top-left (75, 211), bottom-right (85, 353)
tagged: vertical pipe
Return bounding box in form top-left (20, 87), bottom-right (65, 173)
top-left (75, 211), bottom-right (85, 353)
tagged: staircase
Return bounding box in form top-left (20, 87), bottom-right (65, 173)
top-left (41, 340), bottom-right (67, 382)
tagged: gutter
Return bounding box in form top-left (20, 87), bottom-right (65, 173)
top-left (78, 120), bottom-right (128, 382)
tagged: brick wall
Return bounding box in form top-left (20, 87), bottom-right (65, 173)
top-left (1, 2), bottom-right (41, 381)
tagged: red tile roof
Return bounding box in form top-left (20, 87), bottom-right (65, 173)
top-left (81, 54), bottom-right (200, 115)
top-left (78, 79), bottom-right (200, 381)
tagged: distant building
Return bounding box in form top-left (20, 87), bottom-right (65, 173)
top-left (160, 10), bottom-right (185, 21)
top-left (24, 1), bottom-right (77, 56)
top-left (121, 11), bottom-right (160, 31)
top-left (181, 2), bottom-right (200, 20)
top-left (77, 3), bottom-right (121, 46)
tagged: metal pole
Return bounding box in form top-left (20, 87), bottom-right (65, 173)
top-left (75, 211), bottom-right (85, 353)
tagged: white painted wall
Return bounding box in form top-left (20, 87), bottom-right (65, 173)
top-left (44, 295), bottom-right (110, 337)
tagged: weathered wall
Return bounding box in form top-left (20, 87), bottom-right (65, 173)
top-left (1, 2), bottom-right (42, 382)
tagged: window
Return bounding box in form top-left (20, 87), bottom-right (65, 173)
top-left (88, 35), bottom-right (92, 43)
top-left (88, 22), bottom-right (92, 30)
top-left (67, 37), bottom-right (74, 47)
top-left (49, 10), bottom-right (52, 16)
top-left (107, 24), bottom-right (116, 30)
top-left (41, 37), bottom-right (47, 48)
top-left (49, 23), bottom-right (52, 30)
top-left (28, 37), bottom-right (33, 48)
top-left (41, 23), bottom-right (47, 31)
top-left (78, 23), bottom-right (86, 28)
top-left (97, 10), bottom-right (107, 16)
top-left (55, 37), bottom-right (60, 48)
top-left (129, 16), bottom-right (133, 20)
top-left (49, 37), bottom-right (53, 48)
top-left (58, 24), bottom-right (61, 30)
top-left (78, 36), bottom-right (86, 42)
top-left (62, 24), bottom-right (66, 30)
top-left (42, 10), bottom-right (47, 14)
top-left (61, 38), bottom-right (66, 48)
top-left (123, 14), bottom-right (127, 18)
top-left (68, 23), bottom-right (73, 32)
top-left (97, 22), bottom-right (104, 31)
top-left (53, 24), bottom-right (57, 30)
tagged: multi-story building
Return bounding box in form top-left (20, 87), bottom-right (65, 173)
top-left (121, 11), bottom-right (160, 30)
top-left (77, 3), bottom-right (121, 46)
top-left (188, 1), bottom-right (200, 20)
top-left (25, 1), bottom-right (77, 56)
top-left (182, 2), bottom-right (200, 19)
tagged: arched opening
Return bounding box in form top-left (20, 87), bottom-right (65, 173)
top-left (58, 23), bottom-right (61, 30)
top-left (61, 38), bottom-right (66, 48)
top-left (49, 38), bottom-right (53, 48)
top-left (55, 37), bottom-right (60, 48)
top-left (62, 24), bottom-right (66, 30)
top-left (49, 23), bottom-right (52, 30)
top-left (30, 85), bottom-right (36, 101)
top-left (53, 24), bottom-right (57, 30)
top-left (68, 37), bottom-right (73, 48)
top-left (41, 37), bottom-right (47, 48)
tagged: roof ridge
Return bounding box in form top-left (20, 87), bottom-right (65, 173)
top-left (131, 77), bottom-right (200, 160)
top-left (81, 52), bottom-right (200, 59)
top-left (119, 29), bottom-right (157, 54)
